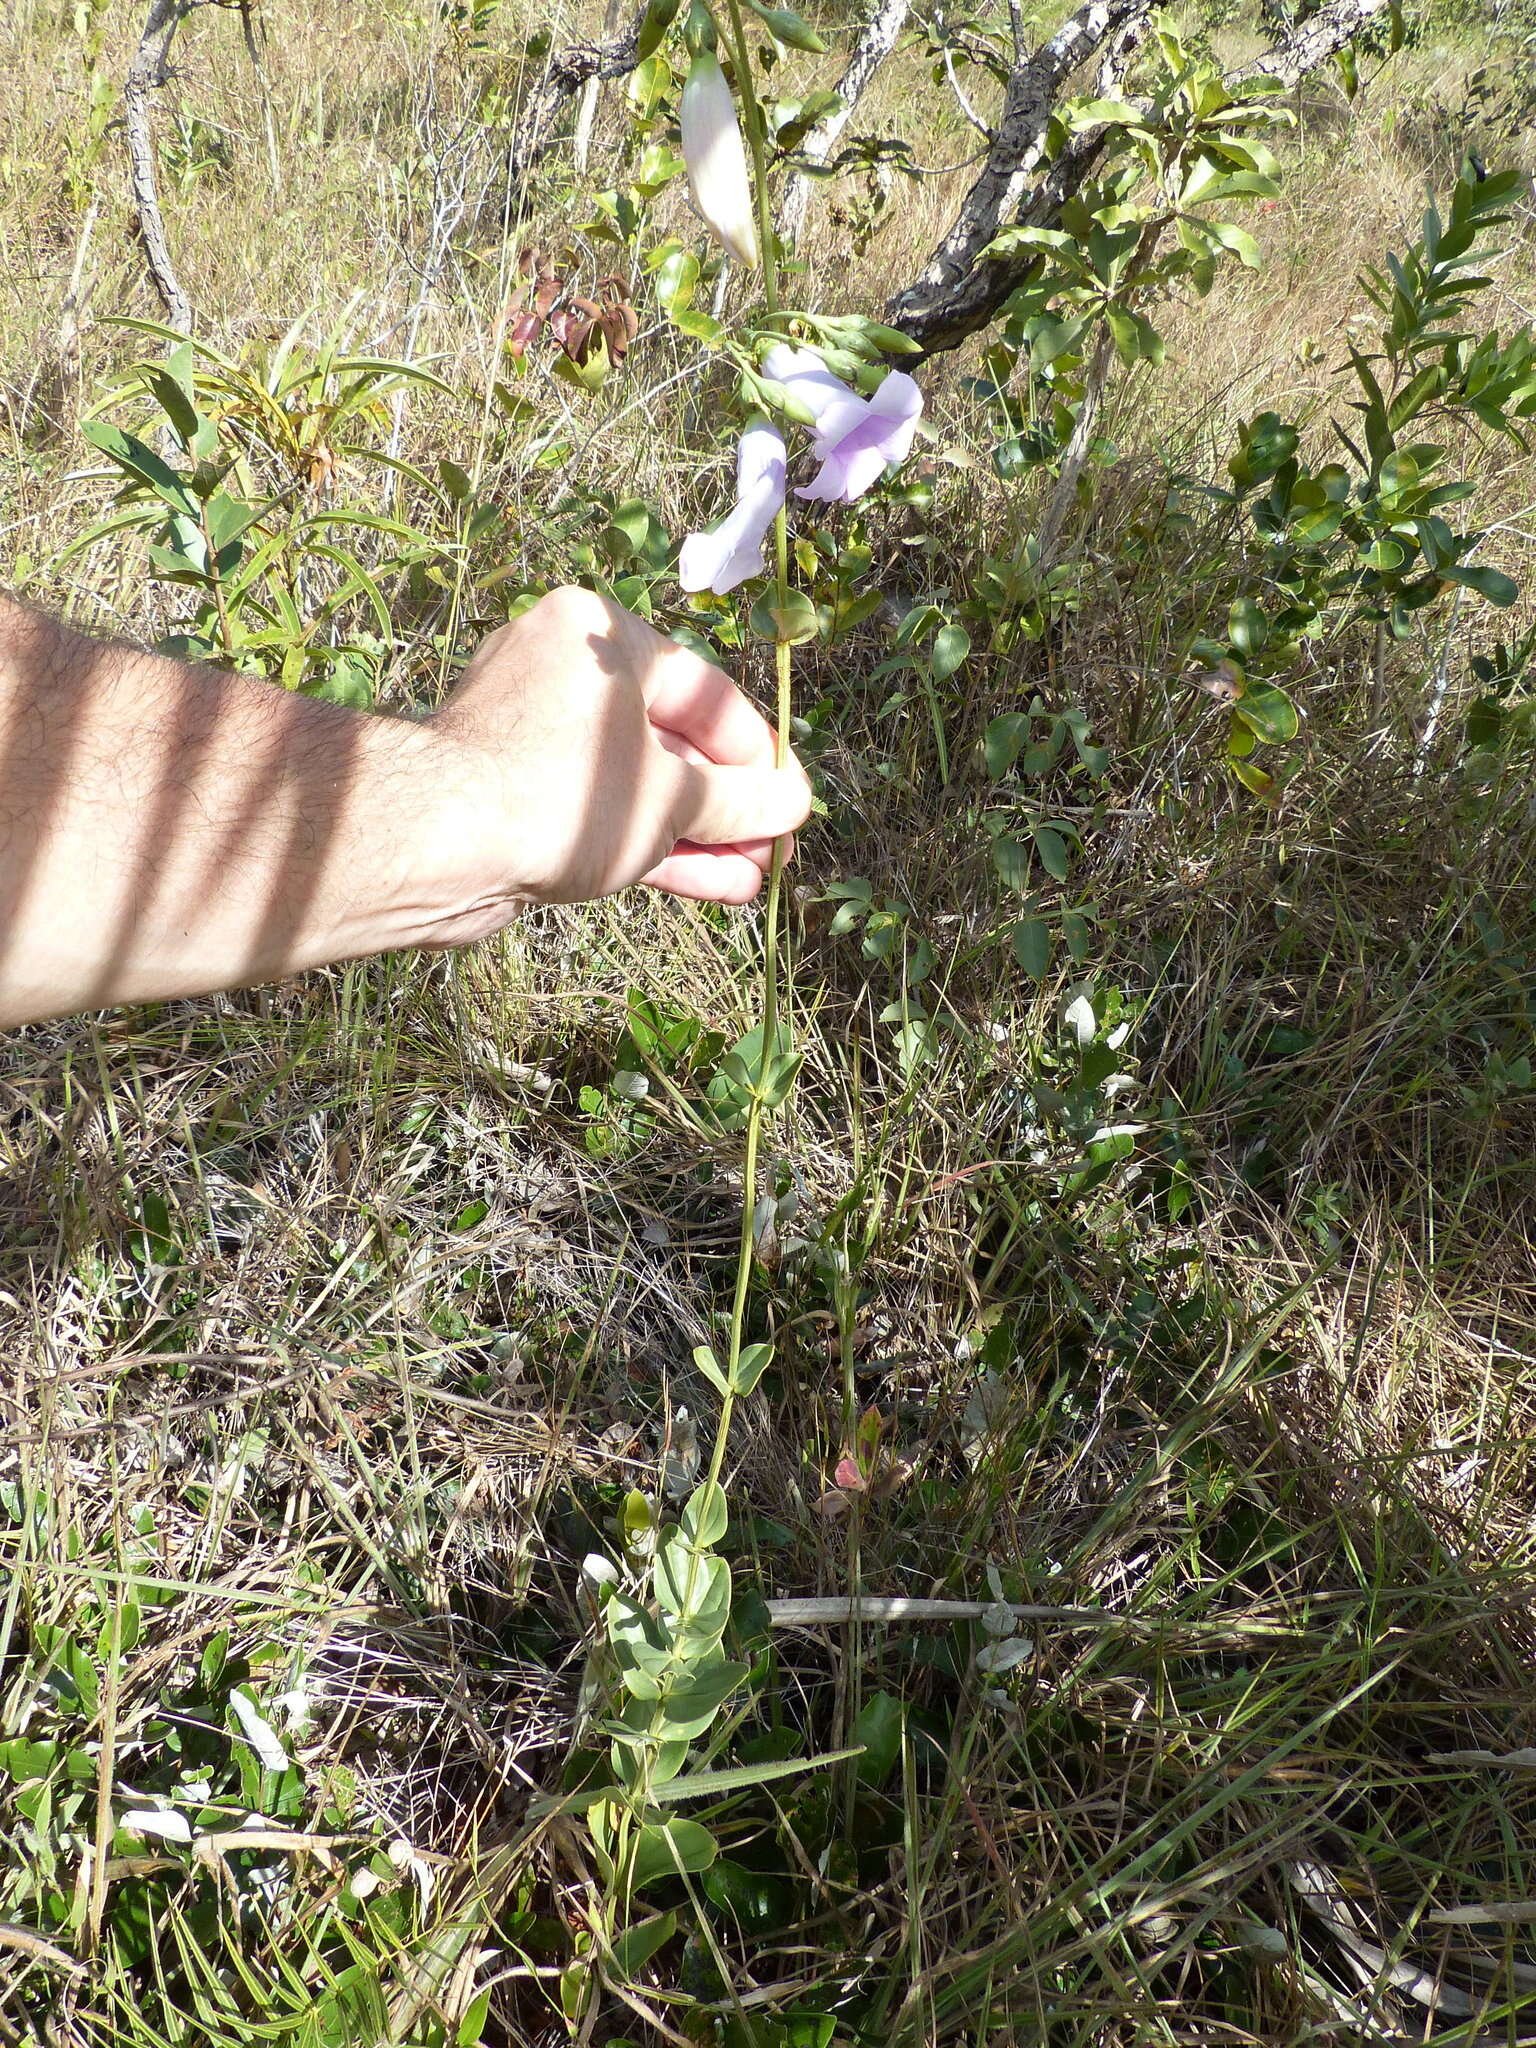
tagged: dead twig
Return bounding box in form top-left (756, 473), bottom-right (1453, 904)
top-left (780, 0), bottom-right (914, 242)
top-left (123, 0), bottom-right (193, 330)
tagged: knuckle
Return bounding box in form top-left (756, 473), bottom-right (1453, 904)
top-left (542, 583), bottom-right (609, 630)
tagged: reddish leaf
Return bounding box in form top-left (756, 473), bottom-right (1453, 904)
top-left (506, 311), bottom-right (545, 360)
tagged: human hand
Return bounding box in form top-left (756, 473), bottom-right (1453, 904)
top-left (430, 586), bottom-right (811, 912)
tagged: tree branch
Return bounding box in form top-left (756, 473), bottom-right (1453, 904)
top-left (886, 0), bottom-right (1391, 354)
top-left (780, 0), bottom-right (913, 242)
top-left (506, 8), bottom-right (650, 194)
top-left (124, 0), bottom-right (193, 332)
top-left (885, 0), bottom-right (1152, 349)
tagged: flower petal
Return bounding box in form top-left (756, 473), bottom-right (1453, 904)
top-left (794, 368), bottom-right (923, 504)
top-left (679, 423), bottom-right (787, 595)
top-left (760, 343), bottom-right (858, 430)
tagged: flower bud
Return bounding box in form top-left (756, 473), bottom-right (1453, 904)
top-left (679, 50), bottom-right (759, 270)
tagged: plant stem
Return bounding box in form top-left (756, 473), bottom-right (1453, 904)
top-left (710, 0), bottom-right (794, 1453)
top-left (722, 0), bottom-right (779, 319)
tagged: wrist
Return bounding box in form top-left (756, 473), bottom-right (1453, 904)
top-left (343, 715), bottom-right (529, 955)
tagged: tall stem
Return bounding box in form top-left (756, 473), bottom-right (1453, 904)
top-left (712, 0), bottom-right (793, 1459)
top-left (722, 0), bottom-right (779, 319)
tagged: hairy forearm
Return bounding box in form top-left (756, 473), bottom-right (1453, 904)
top-left (0, 596), bottom-right (494, 1026)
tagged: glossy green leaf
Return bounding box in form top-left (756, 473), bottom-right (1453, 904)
top-left (1227, 595), bottom-right (1267, 658)
top-left (702, 1858), bottom-right (794, 1929)
top-left (654, 248), bottom-right (699, 316)
top-left (1445, 562), bottom-right (1519, 606)
top-left (1233, 684), bottom-right (1299, 745)
top-left (632, 1817), bottom-right (718, 1889)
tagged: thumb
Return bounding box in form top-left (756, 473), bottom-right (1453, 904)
top-left (671, 758), bottom-right (811, 850)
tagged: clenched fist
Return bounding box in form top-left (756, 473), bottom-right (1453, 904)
top-left (431, 586), bottom-right (810, 919)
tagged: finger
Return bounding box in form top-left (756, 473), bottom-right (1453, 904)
top-left (670, 758), bottom-right (812, 850)
top-left (673, 833), bottom-right (792, 875)
top-left (641, 848), bottom-right (766, 903)
top-left (644, 643), bottom-right (782, 766)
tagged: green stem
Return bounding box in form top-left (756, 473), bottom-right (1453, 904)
top-left (721, 0), bottom-right (779, 319)
top-left (709, 0), bottom-right (793, 1471)
top-left (622, 5), bottom-right (794, 1816)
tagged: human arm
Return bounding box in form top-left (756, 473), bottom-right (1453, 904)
top-left (0, 585), bottom-right (810, 1028)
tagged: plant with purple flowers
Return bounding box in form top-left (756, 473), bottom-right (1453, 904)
top-left (576, 0), bottom-right (928, 1951)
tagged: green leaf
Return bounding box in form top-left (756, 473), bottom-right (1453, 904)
top-left (609, 1910), bottom-right (678, 1977)
top-left (681, 1481), bottom-right (728, 1546)
top-left (750, 589), bottom-right (819, 643)
top-left (1229, 411), bottom-right (1298, 489)
top-left (1012, 918), bottom-right (1052, 977)
top-left (655, 1534), bottom-right (730, 1630)
top-left (1360, 535), bottom-right (1408, 571)
top-left (672, 307), bottom-right (725, 347)
top-left (632, 1818), bottom-right (717, 1889)
top-left (142, 365), bottom-right (205, 455)
top-left (1031, 825), bottom-right (1071, 881)
top-left (984, 713), bottom-right (1028, 778)
top-left (692, 1345), bottom-right (731, 1398)
top-left (991, 837), bottom-right (1030, 894)
top-left (1233, 684), bottom-right (1299, 745)
top-left (709, 1019), bottom-right (798, 1123)
top-left (1227, 595), bottom-right (1267, 658)
top-left (853, 1691), bottom-right (905, 1785)
top-left (1445, 562), bottom-right (1519, 606)
top-left (457, 1989), bottom-right (493, 2044)
top-left (538, 1745), bottom-right (865, 1818)
top-left (80, 420), bottom-right (199, 520)
top-left (701, 1857), bottom-right (795, 1931)
top-left (731, 1342), bottom-right (773, 1396)
top-left (930, 621), bottom-right (970, 679)
top-left (1105, 307), bottom-right (1165, 367)
top-left (656, 1659), bottom-right (749, 1739)
top-left (1229, 752), bottom-right (1276, 797)
top-left (654, 248), bottom-right (699, 316)
top-left (1388, 362), bottom-right (1445, 431)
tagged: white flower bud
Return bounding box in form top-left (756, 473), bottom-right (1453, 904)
top-left (680, 51), bottom-right (759, 269)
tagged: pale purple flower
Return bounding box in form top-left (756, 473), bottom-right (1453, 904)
top-left (678, 421), bottom-right (787, 594)
top-left (762, 344), bottom-right (924, 504)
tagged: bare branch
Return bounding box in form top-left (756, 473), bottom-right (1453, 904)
top-left (780, 0), bottom-right (913, 242)
top-left (887, 0), bottom-right (1391, 354)
top-left (507, 7), bottom-right (650, 194)
top-left (1248, 0), bottom-right (1392, 85)
top-left (123, 0), bottom-right (193, 332)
